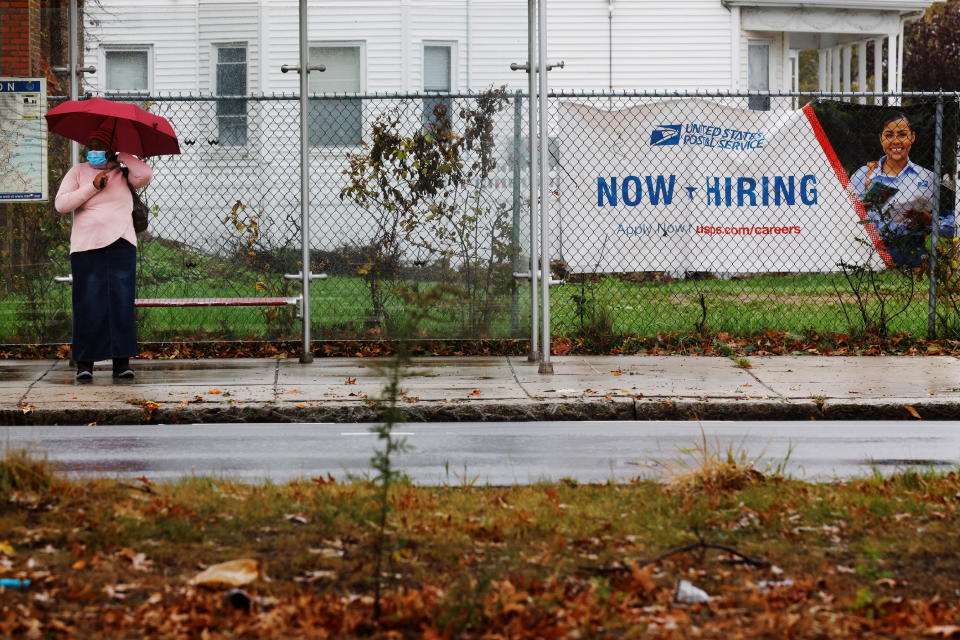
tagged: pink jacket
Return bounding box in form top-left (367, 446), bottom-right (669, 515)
top-left (54, 152), bottom-right (154, 254)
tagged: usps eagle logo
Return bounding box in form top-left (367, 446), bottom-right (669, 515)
top-left (650, 125), bottom-right (682, 146)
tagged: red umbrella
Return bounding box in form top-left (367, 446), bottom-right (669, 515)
top-left (45, 97), bottom-right (180, 157)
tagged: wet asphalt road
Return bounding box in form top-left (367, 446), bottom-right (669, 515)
top-left (3, 421), bottom-right (959, 484)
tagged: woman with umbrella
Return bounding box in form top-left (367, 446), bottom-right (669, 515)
top-left (53, 124), bottom-right (152, 380)
top-left (48, 96), bottom-right (179, 381)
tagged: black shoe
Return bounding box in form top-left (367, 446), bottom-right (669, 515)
top-left (76, 362), bottom-right (94, 382)
top-left (113, 358), bottom-right (135, 379)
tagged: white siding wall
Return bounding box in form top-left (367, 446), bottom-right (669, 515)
top-left (268, 1), bottom-right (402, 93)
top-left (198, 0), bottom-right (261, 94)
top-left (85, 0), bottom-right (738, 95)
top-left (553, 0), bottom-right (731, 91)
top-left (410, 2), bottom-right (466, 90)
top-left (84, 1), bottom-right (199, 94)
top-left (467, 2), bottom-right (527, 90)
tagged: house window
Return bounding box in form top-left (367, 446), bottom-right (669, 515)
top-left (104, 48), bottom-right (149, 93)
top-left (423, 44), bottom-right (453, 128)
top-left (747, 42), bottom-right (771, 110)
top-left (215, 45), bottom-right (247, 146)
top-left (308, 45), bottom-right (362, 147)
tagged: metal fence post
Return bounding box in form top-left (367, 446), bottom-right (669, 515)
top-left (527, 0), bottom-right (540, 362)
top-left (537, 0), bottom-right (553, 374)
top-left (510, 91), bottom-right (522, 334)
top-left (298, 0), bottom-right (313, 363)
top-left (68, 0), bottom-right (79, 170)
top-left (927, 93), bottom-right (944, 339)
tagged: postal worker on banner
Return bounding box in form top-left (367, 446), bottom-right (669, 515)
top-left (553, 98), bottom-right (955, 274)
top-left (807, 100), bottom-right (956, 271)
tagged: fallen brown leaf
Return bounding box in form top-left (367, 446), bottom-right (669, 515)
top-left (190, 558), bottom-right (261, 589)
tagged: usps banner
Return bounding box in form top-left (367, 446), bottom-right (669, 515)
top-left (555, 99), bottom-right (879, 273)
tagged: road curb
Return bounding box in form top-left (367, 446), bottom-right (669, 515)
top-left (2, 397), bottom-right (955, 425)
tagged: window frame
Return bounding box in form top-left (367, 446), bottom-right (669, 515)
top-left (422, 41), bottom-right (456, 92)
top-left (747, 39), bottom-right (772, 92)
top-left (212, 42), bottom-right (249, 148)
top-left (421, 41), bottom-right (457, 130)
top-left (747, 39), bottom-right (773, 111)
top-left (100, 45), bottom-right (153, 95)
top-left (306, 40), bottom-right (366, 151)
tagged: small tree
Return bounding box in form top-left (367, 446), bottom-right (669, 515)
top-left (367, 283), bottom-right (460, 622)
top-left (833, 201), bottom-right (923, 338)
top-left (221, 200), bottom-right (300, 339)
top-left (341, 88), bottom-right (514, 335)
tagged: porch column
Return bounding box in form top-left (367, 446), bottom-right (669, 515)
top-left (857, 41), bottom-right (867, 104)
top-left (872, 37), bottom-right (883, 96)
top-left (817, 48), bottom-right (827, 92)
top-left (831, 46), bottom-right (841, 92)
top-left (842, 45), bottom-right (852, 93)
top-left (791, 51), bottom-right (798, 91)
top-left (887, 32), bottom-right (898, 94)
top-left (897, 21), bottom-right (905, 92)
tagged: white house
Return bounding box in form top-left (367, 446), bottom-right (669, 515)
top-left (83, 0), bottom-right (935, 98)
top-left (77, 0), bottom-right (937, 260)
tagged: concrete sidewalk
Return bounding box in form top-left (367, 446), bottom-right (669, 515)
top-left (2, 355), bottom-right (959, 425)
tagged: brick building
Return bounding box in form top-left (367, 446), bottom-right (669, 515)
top-left (0, 0), bottom-right (75, 295)
top-left (0, 0), bottom-right (43, 77)
top-left (0, 0), bottom-right (73, 91)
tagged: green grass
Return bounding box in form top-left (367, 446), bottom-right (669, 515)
top-left (3, 446), bottom-right (960, 637)
top-left (0, 239), bottom-right (940, 344)
top-left (554, 272), bottom-right (931, 337)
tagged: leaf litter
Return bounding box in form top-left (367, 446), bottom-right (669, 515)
top-left (2, 450), bottom-right (960, 637)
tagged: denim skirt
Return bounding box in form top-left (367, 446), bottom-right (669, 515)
top-left (70, 238), bottom-right (138, 362)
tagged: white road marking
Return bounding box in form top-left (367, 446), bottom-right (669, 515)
top-left (340, 432), bottom-right (415, 436)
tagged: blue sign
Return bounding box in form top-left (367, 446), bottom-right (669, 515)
top-left (650, 125), bottom-right (682, 146)
top-left (0, 80), bottom-right (42, 93)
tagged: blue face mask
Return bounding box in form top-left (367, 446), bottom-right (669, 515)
top-left (87, 150), bottom-right (108, 166)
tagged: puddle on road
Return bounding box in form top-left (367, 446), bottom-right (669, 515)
top-left (861, 458), bottom-right (955, 467)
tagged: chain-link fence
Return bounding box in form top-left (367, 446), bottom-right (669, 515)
top-left (1, 90), bottom-right (958, 345)
top-left (548, 91), bottom-right (958, 342)
top-left (2, 91), bottom-right (533, 344)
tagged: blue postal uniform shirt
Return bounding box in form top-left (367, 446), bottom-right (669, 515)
top-left (849, 156), bottom-right (955, 268)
